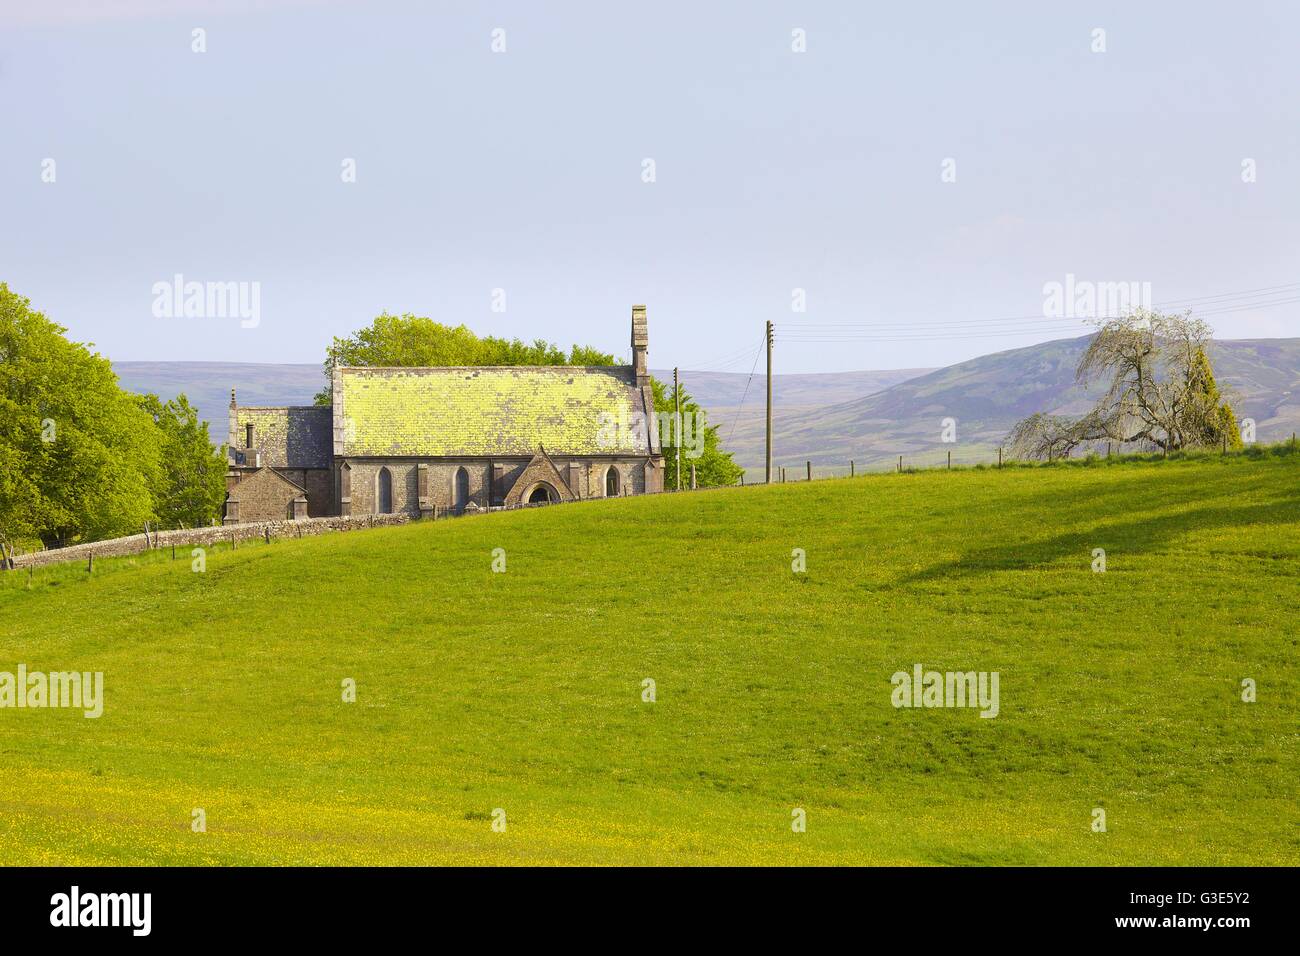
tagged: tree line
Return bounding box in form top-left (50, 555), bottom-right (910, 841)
top-left (0, 284), bottom-right (226, 551)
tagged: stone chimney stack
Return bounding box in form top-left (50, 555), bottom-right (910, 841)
top-left (631, 304), bottom-right (649, 387)
top-left (227, 388), bottom-right (238, 453)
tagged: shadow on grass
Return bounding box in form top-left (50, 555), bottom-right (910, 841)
top-left (896, 491), bottom-right (1300, 587)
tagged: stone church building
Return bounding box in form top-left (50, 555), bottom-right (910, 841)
top-left (224, 306), bottom-right (664, 523)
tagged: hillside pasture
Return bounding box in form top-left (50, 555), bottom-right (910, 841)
top-left (1, 450), bottom-right (1296, 865)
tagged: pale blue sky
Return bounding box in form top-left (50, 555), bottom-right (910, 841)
top-left (2, 0), bottom-right (1297, 373)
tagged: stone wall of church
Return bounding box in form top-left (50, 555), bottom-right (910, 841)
top-left (226, 467), bottom-right (332, 521)
top-left (276, 468), bottom-right (334, 517)
top-left (339, 457), bottom-right (662, 516)
top-left (343, 459), bottom-right (502, 517)
top-left (231, 406), bottom-right (332, 469)
top-left (589, 460), bottom-right (652, 497)
top-left (226, 477), bottom-right (295, 524)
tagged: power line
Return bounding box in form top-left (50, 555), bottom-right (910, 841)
top-left (725, 328), bottom-right (768, 447)
top-left (679, 279), bottom-right (1298, 377)
top-left (786, 315), bottom-right (1093, 330)
top-left (780, 293), bottom-right (1300, 342)
top-left (706, 347), bottom-right (765, 371)
top-left (781, 322), bottom-right (1094, 343)
top-left (780, 280), bottom-right (1300, 333)
top-left (683, 341), bottom-right (765, 372)
top-left (1154, 281), bottom-right (1300, 306)
top-left (1192, 295), bottom-right (1300, 318)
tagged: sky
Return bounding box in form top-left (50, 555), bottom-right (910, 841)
top-left (2, 0), bottom-right (1297, 374)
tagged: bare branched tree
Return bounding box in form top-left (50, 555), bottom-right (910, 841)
top-left (1007, 310), bottom-right (1239, 460)
top-left (1006, 411), bottom-right (1107, 460)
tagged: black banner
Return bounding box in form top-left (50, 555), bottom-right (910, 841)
top-left (0, 866), bottom-right (1283, 942)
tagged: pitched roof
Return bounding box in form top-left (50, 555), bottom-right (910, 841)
top-left (226, 466), bottom-right (308, 500)
top-left (335, 366), bottom-right (656, 457)
top-left (232, 406), bottom-right (333, 469)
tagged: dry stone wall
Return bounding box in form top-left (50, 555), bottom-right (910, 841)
top-left (5, 514), bottom-right (411, 570)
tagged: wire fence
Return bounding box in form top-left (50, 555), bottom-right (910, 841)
top-left (736, 436), bottom-right (1300, 484)
top-left (738, 448), bottom-right (1011, 482)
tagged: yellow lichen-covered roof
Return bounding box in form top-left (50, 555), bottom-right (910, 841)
top-left (337, 366), bottom-right (650, 457)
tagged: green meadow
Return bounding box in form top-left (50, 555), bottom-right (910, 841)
top-left (1, 449), bottom-right (1297, 865)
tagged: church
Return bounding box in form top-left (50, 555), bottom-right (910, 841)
top-left (223, 306), bottom-right (665, 523)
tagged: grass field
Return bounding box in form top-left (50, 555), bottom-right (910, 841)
top-left (2, 449), bottom-right (1297, 865)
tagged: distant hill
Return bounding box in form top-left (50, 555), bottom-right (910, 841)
top-left (660, 367), bottom-right (933, 409)
top-left (723, 336), bottom-right (1300, 473)
top-left (114, 362), bottom-right (324, 444)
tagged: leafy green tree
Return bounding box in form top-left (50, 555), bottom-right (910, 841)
top-left (651, 378), bottom-right (744, 488)
top-left (314, 313), bottom-right (619, 403)
top-left (0, 284), bottom-right (163, 549)
top-left (137, 393), bottom-right (227, 528)
top-left (1185, 347), bottom-right (1243, 450)
top-left (568, 344), bottom-right (623, 366)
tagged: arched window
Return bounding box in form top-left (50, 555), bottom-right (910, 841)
top-left (377, 467), bottom-right (393, 514)
top-left (454, 467), bottom-right (470, 511)
top-left (528, 483), bottom-right (556, 505)
top-left (605, 466), bottom-right (620, 497)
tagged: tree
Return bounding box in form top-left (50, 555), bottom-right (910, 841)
top-left (1007, 311), bottom-right (1241, 459)
top-left (0, 283), bottom-right (163, 548)
top-left (137, 393), bottom-right (228, 528)
top-left (1004, 412), bottom-right (1097, 461)
top-left (651, 379), bottom-right (744, 488)
top-left (314, 313), bottom-right (619, 403)
top-left (1183, 347), bottom-right (1243, 450)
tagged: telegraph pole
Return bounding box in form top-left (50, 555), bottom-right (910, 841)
top-left (673, 367), bottom-right (681, 491)
top-left (765, 320), bottom-right (773, 483)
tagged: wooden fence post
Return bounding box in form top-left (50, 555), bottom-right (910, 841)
top-left (806, 460), bottom-right (812, 481)
top-left (850, 460), bottom-right (855, 477)
top-left (898, 455), bottom-right (902, 473)
top-left (998, 447), bottom-right (1003, 469)
top-left (87, 551), bottom-right (93, 574)
top-left (947, 450), bottom-right (952, 470)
